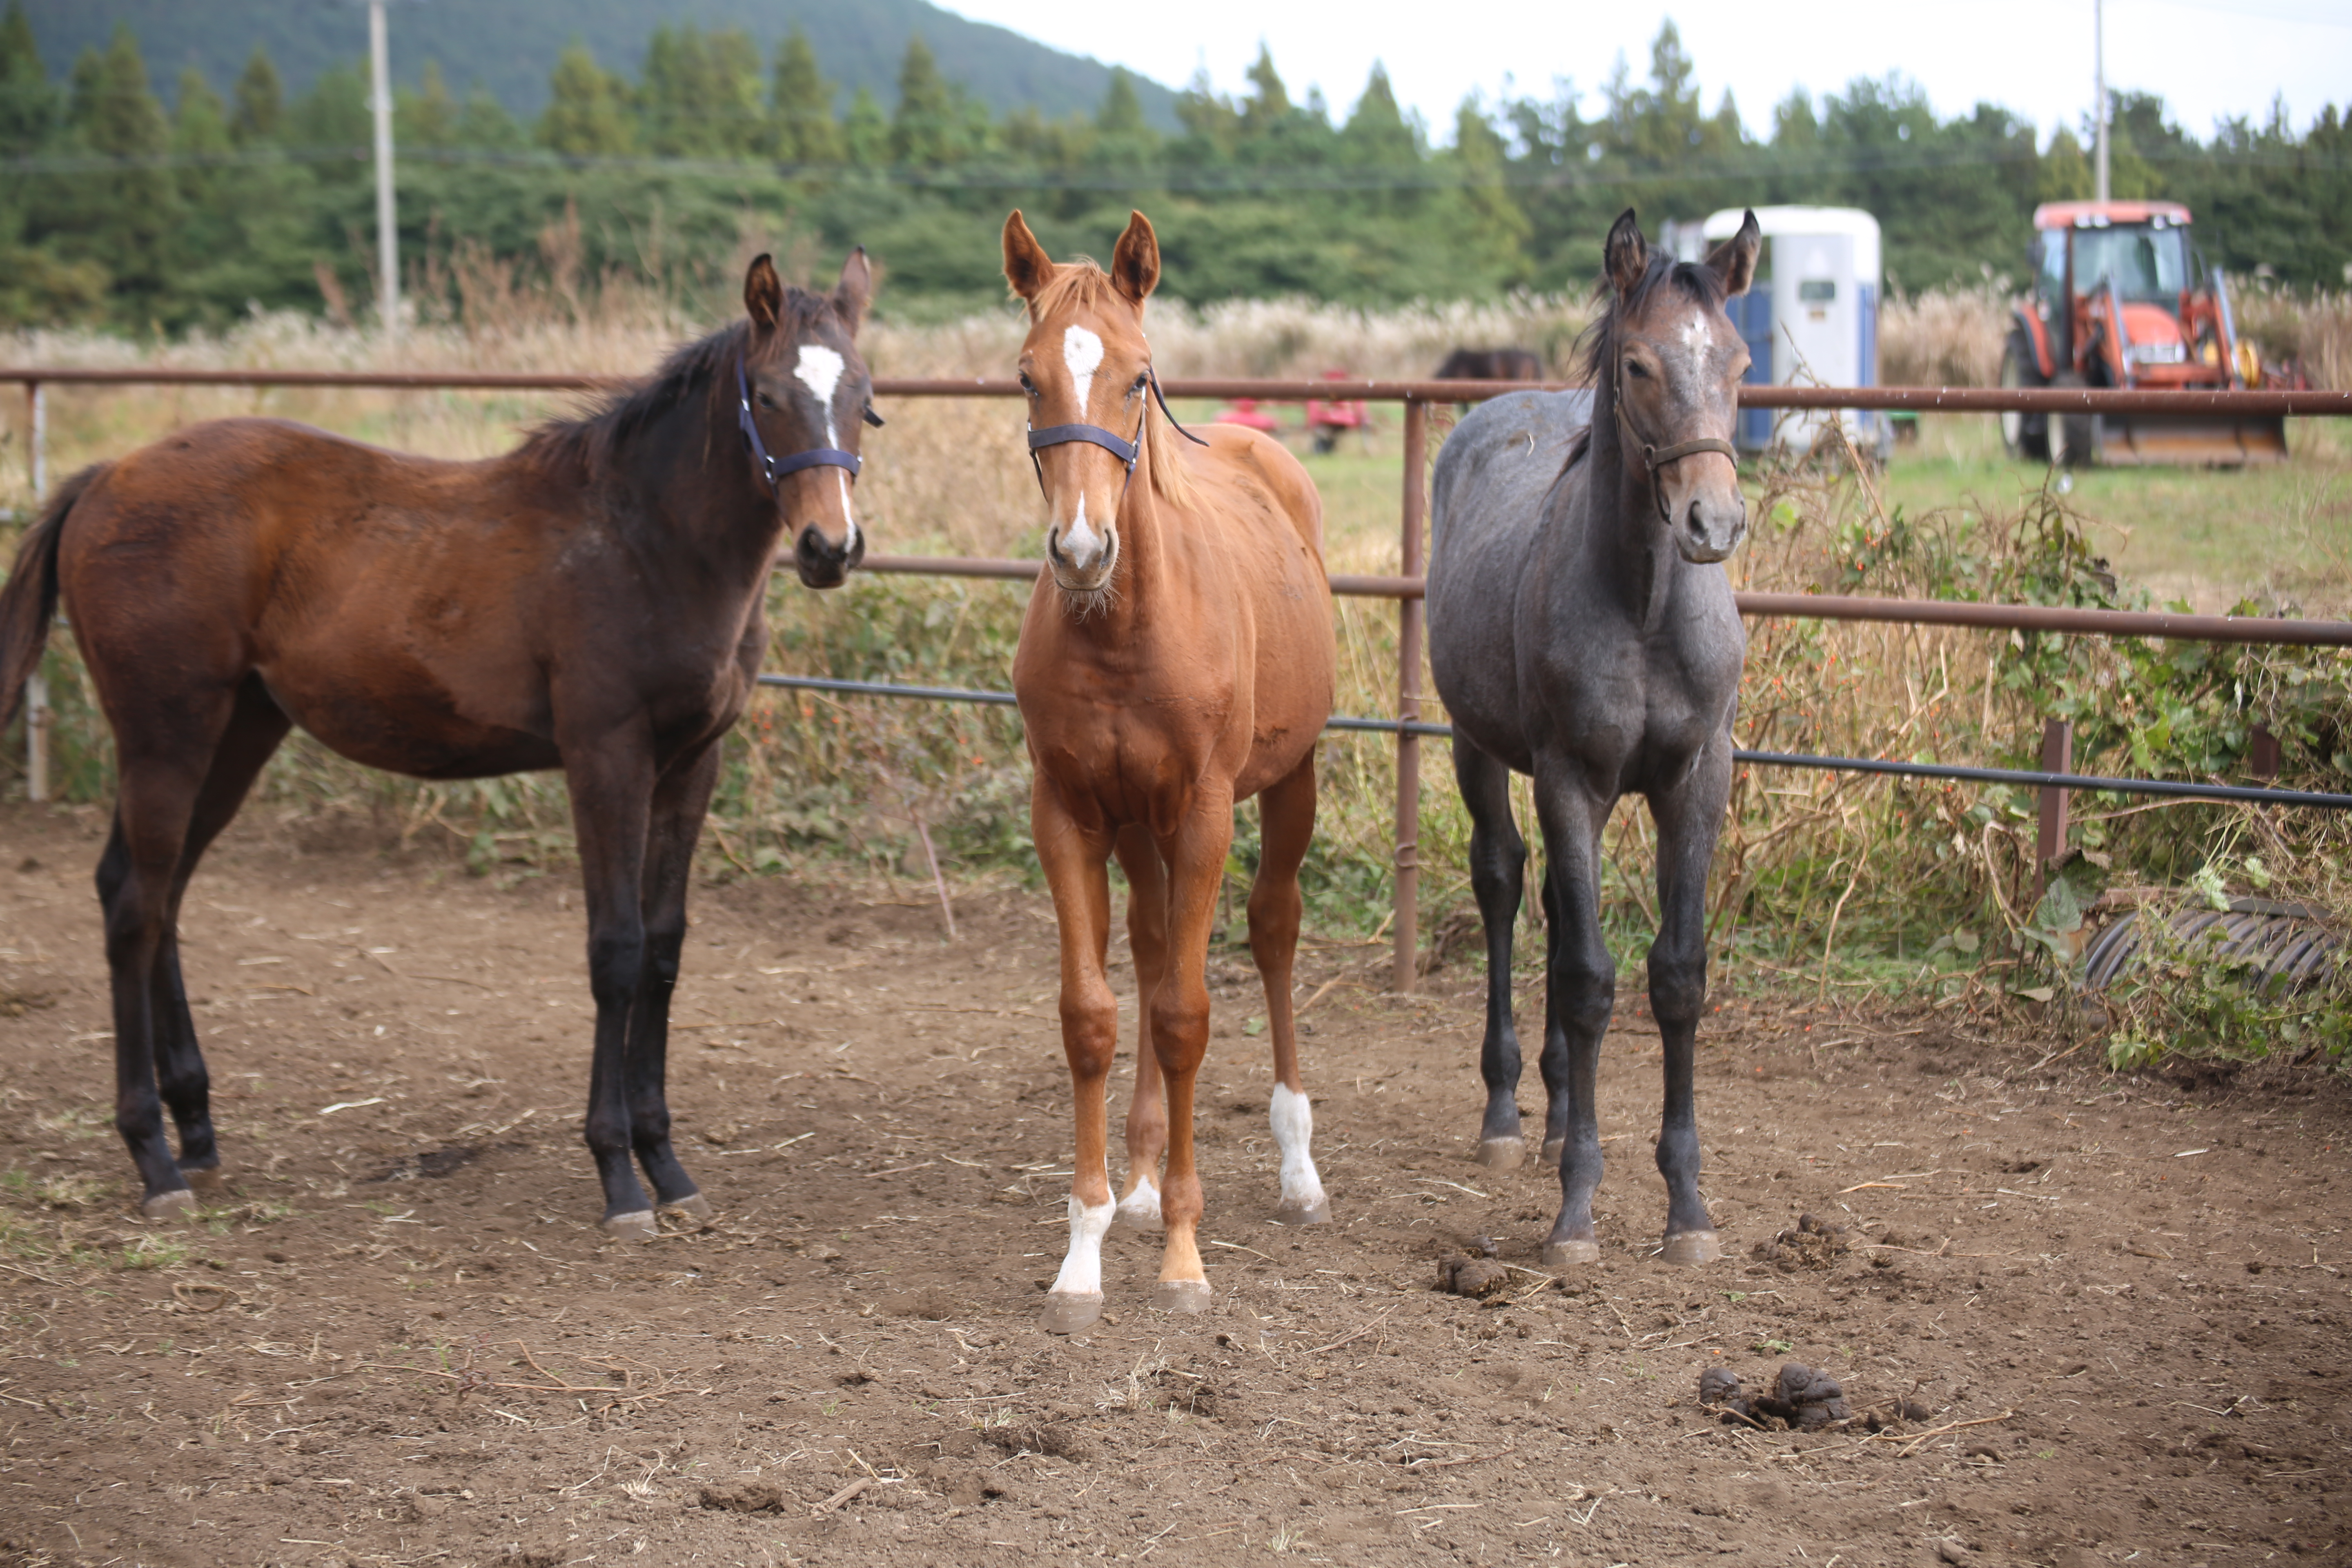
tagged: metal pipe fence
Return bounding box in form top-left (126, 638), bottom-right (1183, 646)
top-left (7, 368), bottom-right (2351, 991)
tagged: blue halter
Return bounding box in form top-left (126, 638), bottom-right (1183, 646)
top-left (1025, 367), bottom-right (1207, 497)
top-left (736, 356), bottom-right (880, 493)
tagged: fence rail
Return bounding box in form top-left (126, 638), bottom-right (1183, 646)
top-left (8, 368), bottom-right (2351, 991)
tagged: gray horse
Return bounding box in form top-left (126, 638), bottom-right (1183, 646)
top-left (1427, 208), bottom-right (1760, 1269)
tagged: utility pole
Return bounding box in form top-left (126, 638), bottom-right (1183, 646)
top-left (2093, 0), bottom-right (2110, 204)
top-left (369, 0), bottom-right (399, 339)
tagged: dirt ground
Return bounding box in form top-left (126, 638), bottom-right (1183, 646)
top-left (1, 800), bottom-right (2349, 1568)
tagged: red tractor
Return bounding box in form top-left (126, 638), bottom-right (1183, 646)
top-left (2000, 200), bottom-right (2287, 466)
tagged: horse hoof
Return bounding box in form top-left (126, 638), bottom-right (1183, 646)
top-left (142, 1188), bottom-right (198, 1221)
top-left (1660, 1231), bottom-right (1722, 1267)
top-left (1541, 1238), bottom-right (1601, 1269)
top-left (1272, 1199), bottom-right (1331, 1226)
top-left (1473, 1138), bottom-right (1525, 1172)
top-left (660, 1193), bottom-right (712, 1221)
top-left (180, 1163), bottom-right (225, 1192)
top-left (1539, 1139), bottom-right (1565, 1168)
top-left (600, 1209), bottom-right (657, 1241)
top-left (1039, 1292), bottom-right (1104, 1335)
top-left (1150, 1279), bottom-right (1213, 1314)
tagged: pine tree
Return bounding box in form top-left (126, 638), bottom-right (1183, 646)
top-left (229, 45), bottom-right (281, 145)
top-left (1098, 68), bottom-right (1145, 137)
top-left (842, 86), bottom-right (888, 166)
top-left (890, 36), bottom-right (955, 165)
top-left (1343, 65), bottom-right (1417, 166)
top-left (770, 27), bottom-right (842, 165)
top-left (397, 60), bottom-right (459, 150)
top-left (58, 24), bottom-right (179, 313)
top-left (1241, 45), bottom-right (1290, 135)
top-left (0, 0), bottom-right (57, 156)
top-left (538, 40), bottom-right (634, 156)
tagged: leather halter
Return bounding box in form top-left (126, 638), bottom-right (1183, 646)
top-left (1613, 394), bottom-right (1737, 523)
top-left (736, 356), bottom-right (882, 494)
top-left (1026, 367), bottom-right (1208, 499)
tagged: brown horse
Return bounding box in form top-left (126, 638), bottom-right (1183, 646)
top-left (0, 252), bottom-right (877, 1237)
top-left (1002, 210), bottom-right (1338, 1334)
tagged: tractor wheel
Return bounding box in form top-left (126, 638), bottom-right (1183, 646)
top-left (1999, 330), bottom-right (2049, 461)
top-left (1311, 427), bottom-right (1340, 455)
top-left (2052, 371), bottom-right (2095, 468)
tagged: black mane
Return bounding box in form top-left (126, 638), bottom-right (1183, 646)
top-left (528, 287), bottom-right (834, 477)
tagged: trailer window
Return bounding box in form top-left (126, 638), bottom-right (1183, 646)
top-left (1797, 280), bottom-right (1836, 303)
top-left (2072, 225), bottom-right (2189, 301)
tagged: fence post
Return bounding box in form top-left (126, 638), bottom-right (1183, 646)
top-left (2034, 717), bottom-right (2072, 906)
top-left (21, 380), bottom-right (45, 804)
top-left (2248, 723), bottom-right (2279, 781)
top-left (1393, 397), bottom-right (1428, 993)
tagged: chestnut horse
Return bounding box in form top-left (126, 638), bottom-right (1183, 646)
top-left (1428, 209), bottom-right (1759, 1269)
top-left (0, 252), bottom-right (878, 1237)
top-left (1002, 211), bottom-right (1337, 1333)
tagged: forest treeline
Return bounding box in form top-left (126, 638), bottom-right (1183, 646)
top-left (2, 2), bottom-right (2346, 333)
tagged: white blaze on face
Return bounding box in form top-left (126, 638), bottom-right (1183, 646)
top-left (1061, 324), bottom-right (1104, 416)
top-left (1049, 1192), bottom-right (1117, 1298)
top-left (1060, 494), bottom-right (1103, 570)
top-left (1269, 1084), bottom-right (1325, 1212)
top-left (792, 343), bottom-right (858, 549)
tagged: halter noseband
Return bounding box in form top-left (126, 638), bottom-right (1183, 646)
top-left (1026, 367), bottom-right (1208, 499)
top-left (736, 356), bottom-right (881, 494)
top-left (1612, 394), bottom-right (1738, 523)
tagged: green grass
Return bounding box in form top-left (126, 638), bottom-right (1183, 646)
top-left (1883, 415), bottom-right (2352, 614)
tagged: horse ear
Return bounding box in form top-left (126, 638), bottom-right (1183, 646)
top-left (1109, 210), bottom-right (1160, 306)
top-left (832, 246), bottom-right (873, 336)
top-left (1002, 211), bottom-right (1053, 307)
top-left (1708, 210), bottom-right (1761, 298)
top-left (1604, 209), bottom-right (1648, 298)
top-left (744, 253), bottom-right (784, 333)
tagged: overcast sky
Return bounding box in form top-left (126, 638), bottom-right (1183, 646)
top-left (938, 0), bottom-right (2349, 145)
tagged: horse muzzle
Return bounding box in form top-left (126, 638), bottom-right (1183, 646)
top-left (1046, 522), bottom-right (1118, 596)
top-left (794, 521), bottom-right (863, 589)
top-left (1675, 496), bottom-right (1748, 565)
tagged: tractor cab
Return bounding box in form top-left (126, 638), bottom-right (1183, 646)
top-left (2002, 200), bottom-right (2285, 466)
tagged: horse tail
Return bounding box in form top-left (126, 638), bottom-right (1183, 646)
top-left (0, 463), bottom-right (99, 731)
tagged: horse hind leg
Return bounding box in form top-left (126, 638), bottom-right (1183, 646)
top-left (1111, 824), bottom-right (1167, 1233)
top-left (1250, 753), bottom-right (1328, 1225)
top-left (147, 678), bottom-right (292, 1193)
top-left (1453, 739), bottom-right (1529, 1170)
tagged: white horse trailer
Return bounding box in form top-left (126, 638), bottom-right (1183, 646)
top-left (1690, 206), bottom-right (1885, 460)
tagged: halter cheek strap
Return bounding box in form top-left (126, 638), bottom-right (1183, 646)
top-left (1026, 368), bottom-right (1209, 499)
top-left (737, 357), bottom-right (866, 493)
top-left (1613, 397), bottom-right (1738, 523)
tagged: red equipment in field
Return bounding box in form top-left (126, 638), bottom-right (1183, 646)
top-left (1214, 396), bottom-right (1281, 432)
top-left (1304, 370), bottom-right (1367, 454)
top-left (2000, 200), bottom-right (2287, 466)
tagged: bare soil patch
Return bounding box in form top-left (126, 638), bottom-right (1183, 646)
top-left (2, 800), bottom-right (2348, 1567)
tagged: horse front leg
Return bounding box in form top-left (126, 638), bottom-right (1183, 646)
top-left (1147, 790), bottom-right (1236, 1312)
top-left (1647, 742), bottom-right (1734, 1265)
top-left (1251, 751), bottom-right (1328, 1225)
top-left (1531, 769), bottom-right (1616, 1268)
top-left (1452, 739), bottom-right (1528, 1169)
top-left (562, 731), bottom-right (659, 1238)
top-left (623, 741), bottom-right (724, 1221)
top-left (1035, 785), bottom-right (1120, 1334)
top-left (1112, 824), bottom-right (1168, 1232)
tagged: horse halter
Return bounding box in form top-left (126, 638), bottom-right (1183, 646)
top-left (735, 356), bottom-right (883, 495)
top-left (1026, 366), bottom-right (1207, 499)
top-left (1613, 394), bottom-right (1738, 523)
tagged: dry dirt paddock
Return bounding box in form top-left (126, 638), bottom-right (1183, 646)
top-left (0, 800), bottom-right (2348, 1568)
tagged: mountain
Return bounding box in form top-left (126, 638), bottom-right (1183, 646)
top-left (19, 0), bottom-right (1180, 128)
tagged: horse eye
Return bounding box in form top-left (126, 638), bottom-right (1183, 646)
top-left (757, 392), bottom-right (777, 409)
top-left (1018, 372), bottom-right (1038, 395)
top-left (1624, 359), bottom-right (1649, 379)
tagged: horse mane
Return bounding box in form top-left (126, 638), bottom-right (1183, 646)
top-left (1558, 249), bottom-right (1731, 474)
top-left (527, 288), bottom-right (834, 477)
top-left (1025, 259), bottom-right (1193, 509)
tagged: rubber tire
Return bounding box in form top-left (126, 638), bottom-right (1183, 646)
top-left (1999, 330), bottom-right (2049, 461)
top-left (2051, 370), bottom-right (2095, 469)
